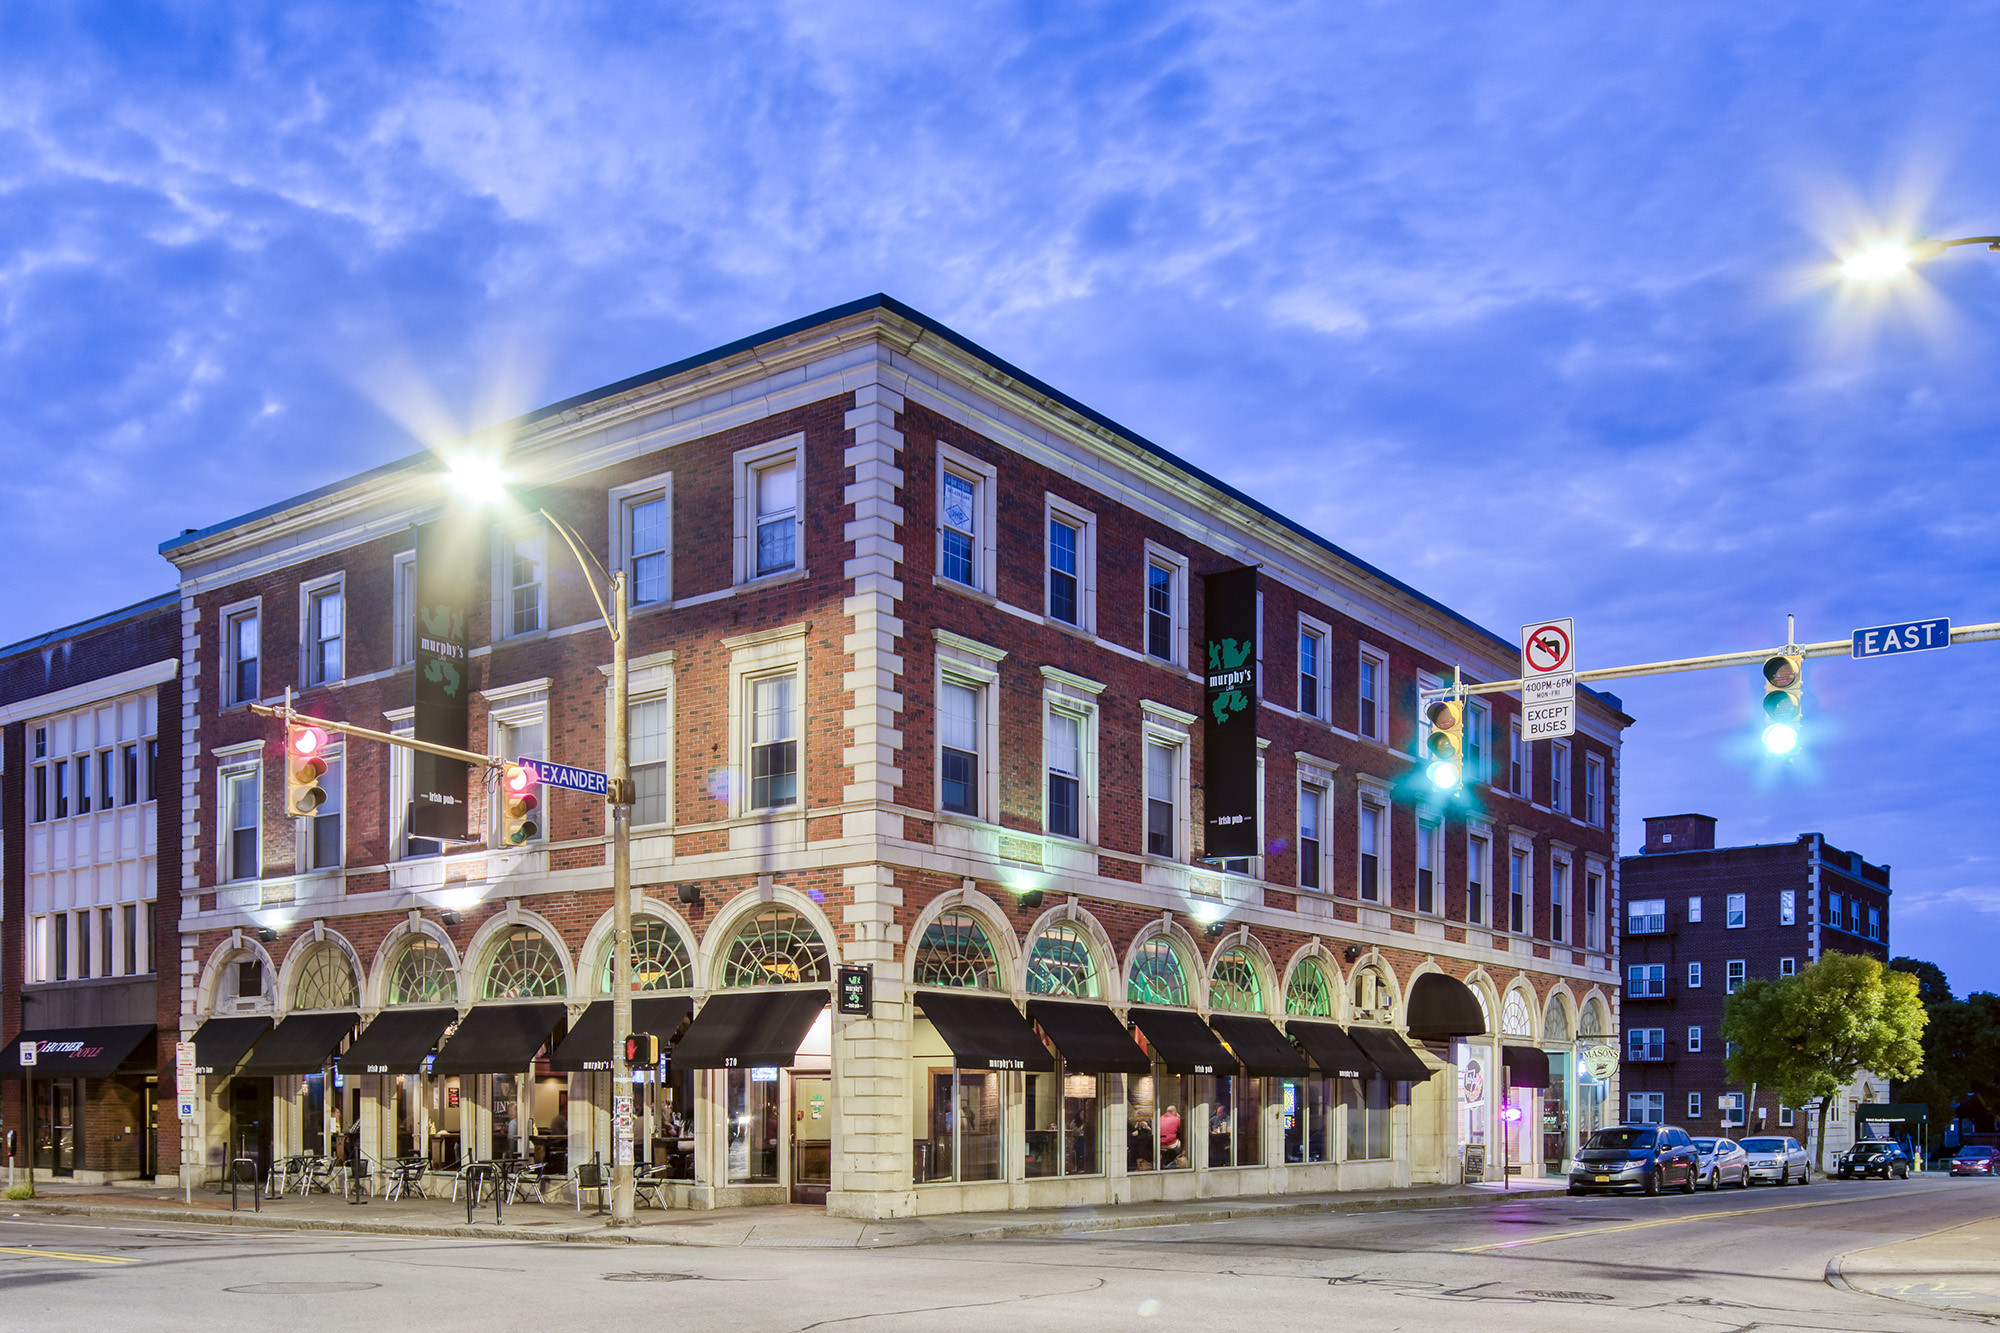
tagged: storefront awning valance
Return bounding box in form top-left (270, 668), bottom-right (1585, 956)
top-left (1405, 973), bottom-right (1487, 1041)
top-left (551, 996), bottom-right (694, 1072)
top-left (1285, 1021), bottom-right (1378, 1078)
top-left (916, 991), bottom-right (1055, 1072)
top-left (336, 1008), bottom-right (458, 1076)
top-left (1502, 1044), bottom-right (1550, 1088)
top-left (240, 1012), bottom-right (358, 1076)
top-left (431, 1004), bottom-right (566, 1077)
top-left (1130, 1007), bottom-right (1236, 1075)
top-left (1209, 1014), bottom-right (1310, 1077)
top-left (0, 1025), bottom-right (155, 1079)
top-left (192, 1016), bottom-right (273, 1075)
top-left (1348, 1026), bottom-right (1438, 1082)
top-left (672, 990), bottom-right (827, 1070)
top-left (1025, 1000), bottom-right (1150, 1075)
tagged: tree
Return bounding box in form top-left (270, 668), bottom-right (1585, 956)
top-left (1723, 951), bottom-right (1925, 1168)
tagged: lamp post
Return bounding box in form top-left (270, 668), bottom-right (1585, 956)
top-left (1842, 234), bottom-right (2000, 281)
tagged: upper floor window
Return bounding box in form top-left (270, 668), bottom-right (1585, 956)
top-left (1467, 833), bottom-right (1490, 926)
top-left (615, 475), bottom-right (672, 607)
top-left (1550, 859), bottom-right (1570, 943)
top-left (1627, 964), bottom-right (1665, 997)
top-left (1144, 548), bottom-right (1188, 664)
top-left (1358, 648), bottom-right (1385, 740)
top-left (1585, 869), bottom-right (1603, 948)
top-left (303, 579), bottom-right (343, 685)
top-left (1584, 755), bottom-right (1605, 826)
top-left (1627, 898), bottom-right (1666, 934)
top-left (749, 673), bottom-right (799, 810)
top-left (1627, 1032), bottom-right (1665, 1065)
top-left (1688, 961), bottom-right (1703, 988)
top-left (1687, 895), bottom-right (1703, 923)
top-left (224, 766), bottom-right (260, 882)
top-left (1779, 956), bottom-right (1796, 977)
top-left (1827, 890), bottom-right (1843, 929)
top-left (939, 680), bottom-right (980, 817)
top-left (1726, 893), bottom-right (1746, 928)
top-left (1779, 889), bottom-right (1796, 925)
top-left (1550, 740), bottom-right (1568, 813)
top-left (305, 752), bottom-right (342, 871)
top-left (1044, 499), bottom-right (1097, 630)
top-left (53, 758), bottom-right (70, 818)
top-left (1145, 738), bottom-right (1179, 858)
top-left (630, 696), bottom-right (672, 826)
top-left (1508, 719), bottom-right (1525, 794)
top-left (1848, 898), bottom-right (1861, 934)
top-left (1358, 795), bottom-right (1385, 902)
top-left (754, 456), bottom-right (798, 577)
top-left (1297, 622), bottom-right (1326, 718)
top-left (1466, 700), bottom-right (1488, 783)
top-left (393, 550), bottom-right (417, 666)
top-left (1508, 847), bottom-right (1529, 933)
top-left (939, 469), bottom-right (978, 587)
top-left (493, 711), bottom-right (548, 843)
top-left (1687, 1025), bottom-right (1703, 1052)
top-left (226, 606), bottom-right (260, 704)
top-left (121, 743), bottom-right (139, 806)
top-left (1416, 818), bottom-right (1441, 914)
top-left (1726, 959), bottom-right (1746, 993)
top-left (1045, 707), bottom-right (1085, 839)
top-left (1868, 905), bottom-right (1881, 939)
top-left (1298, 784), bottom-right (1324, 890)
top-left (504, 528), bottom-right (545, 637)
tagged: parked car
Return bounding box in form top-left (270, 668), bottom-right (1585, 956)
top-left (1949, 1146), bottom-right (1998, 1177)
top-left (1740, 1135), bottom-right (1812, 1185)
top-left (1568, 1124), bottom-right (1701, 1196)
top-left (1837, 1139), bottom-right (1912, 1179)
top-left (1692, 1136), bottom-right (1750, 1190)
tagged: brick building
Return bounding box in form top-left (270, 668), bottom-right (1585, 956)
top-left (1, 593), bottom-right (181, 1182)
top-left (162, 294), bottom-right (1628, 1215)
top-left (1619, 813), bottom-right (1891, 1157)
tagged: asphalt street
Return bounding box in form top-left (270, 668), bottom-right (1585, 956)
top-left (2, 1176), bottom-right (1995, 1331)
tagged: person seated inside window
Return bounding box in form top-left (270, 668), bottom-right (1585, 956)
top-left (1160, 1105), bottom-right (1183, 1168)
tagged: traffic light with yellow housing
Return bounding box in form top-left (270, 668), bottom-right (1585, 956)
top-left (500, 762), bottom-right (540, 844)
top-left (1424, 698), bottom-right (1464, 789)
top-left (284, 725), bottom-right (330, 816)
top-left (1761, 653), bottom-right (1803, 754)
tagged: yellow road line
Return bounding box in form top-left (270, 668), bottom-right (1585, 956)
top-left (1455, 1194), bottom-right (1879, 1253)
top-left (0, 1245), bottom-right (142, 1265)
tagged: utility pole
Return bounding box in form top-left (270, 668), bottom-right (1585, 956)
top-left (608, 570), bottom-right (634, 1225)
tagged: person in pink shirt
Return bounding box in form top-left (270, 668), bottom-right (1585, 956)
top-left (1159, 1105), bottom-right (1182, 1166)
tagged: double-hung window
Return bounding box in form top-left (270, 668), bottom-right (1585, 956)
top-left (1145, 739), bottom-right (1179, 858)
top-left (225, 606), bottom-right (260, 704)
top-left (1298, 785), bottom-right (1324, 890)
top-left (1779, 890), bottom-right (1796, 925)
top-left (1465, 700), bottom-right (1487, 783)
top-left (1779, 956), bottom-right (1795, 977)
top-left (755, 457), bottom-right (798, 577)
top-left (1549, 859), bottom-right (1570, 942)
top-left (1720, 1094), bottom-right (1744, 1128)
top-left (1627, 1091), bottom-right (1665, 1123)
top-left (1627, 964), bottom-right (1665, 997)
top-left (494, 712), bottom-right (549, 842)
top-left (1627, 898), bottom-right (1665, 934)
top-left (1585, 869), bottom-right (1603, 948)
top-left (1142, 546), bottom-right (1187, 664)
top-left (1627, 1029), bottom-right (1665, 1063)
top-left (1358, 796), bottom-right (1385, 902)
top-left (1848, 898), bottom-right (1861, 934)
top-left (1688, 1093), bottom-right (1703, 1120)
top-left (1045, 708), bottom-right (1084, 839)
top-left (940, 470), bottom-right (977, 587)
top-left (121, 744), bottom-right (139, 806)
top-left (1508, 848), bottom-right (1528, 933)
top-left (1585, 755), bottom-right (1605, 826)
top-left (306, 752), bottom-right (342, 870)
top-left (1549, 740), bottom-right (1568, 813)
top-left (630, 696), bottom-right (672, 826)
top-left (1688, 961), bottom-right (1703, 988)
top-left (1357, 648), bottom-right (1385, 740)
top-left (1868, 905), bottom-right (1880, 939)
top-left (749, 674), bottom-right (799, 810)
top-left (504, 528), bottom-right (545, 636)
top-left (1416, 818), bottom-right (1441, 913)
top-left (1726, 960), bottom-right (1746, 993)
top-left (1509, 720), bottom-right (1525, 795)
top-left (393, 550), bottom-right (417, 666)
top-left (1046, 504), bottom-right (1092, 629)
top-left (224, 766), bottom-right (260, 882)
top-left (1827, 891), bottom-right (1842, 931)
top-left (939, 680), bottom-right (981, 817)
top-left (1467, 833), bottom-right (1489, 926)
top-left (615, 475), bottom-right (672, 608)
top-left (1687, 1025), bottom-right (1703, 1053)
top-left (304, 578), bottom-right (344, 684)
top-left (1687, 896), bottom-right (1703, 924)
top-left (1726, 892), bottom-right (1746, 928)
top-left (1297, 623), bottom-right (1326, 718)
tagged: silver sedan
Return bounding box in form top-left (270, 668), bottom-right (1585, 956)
top-left (1692, 1136), bottom-right (1750, 1189)
top-left (1740, 1134), bottom-right (1811, 1185)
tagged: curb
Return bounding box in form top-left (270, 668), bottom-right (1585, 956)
top-left (1826, 1246), bottom-right (2000, 1322)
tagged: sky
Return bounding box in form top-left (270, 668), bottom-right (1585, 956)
top-left (3, 2), bottom-right (1998, 993)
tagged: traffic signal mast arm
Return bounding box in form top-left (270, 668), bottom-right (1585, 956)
top-left (1418, 619), bottom-right (2000, 702)
top-left (247, 701), bottom-right (509, 773)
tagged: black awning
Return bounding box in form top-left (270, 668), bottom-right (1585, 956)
top-left (192, 1016), bottom-right (273, 1075)
top-left (1503, 1044), bottom-right (1551, 1088)
top-left (1286, 1021), bottom-right (1379, 1078)
top-left (1130, 1007), bottom-right (1236, 1075)
top-left (336, 1008), bottom-right (458, 1076)
top-left (916, 991), bottom-right (1054, 1072)
top-left (431, 1004), bottom-right (567, 1076)
top-left (1406, 972), bottom-right (1487, 1040)
top-left (1025, 1000), bottom-right (1150, 1075)
top-left (672, 990), bottom-right (827, 1069)
top-left (1348, 1026), bottom-right (1438, 1081)
top-left (1209, 1014), bottom-right (1310, 1077)
top-left (0, 1025), bottom-right (155, 1079)
top-left (551, 996), bottom-right (694, 1072)
top-left (240, 1012), bottom-right (358, 1076)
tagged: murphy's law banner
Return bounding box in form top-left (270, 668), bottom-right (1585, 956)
top-left (412, 517), bottom-right (475, 841)
top-left (1203, 565), bottom-right (1259, 859)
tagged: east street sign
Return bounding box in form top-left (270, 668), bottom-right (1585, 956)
top-left (1852, 617), bottom-right (1951, 660)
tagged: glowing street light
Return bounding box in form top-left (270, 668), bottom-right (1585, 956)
top-left (1841, 234), bottom-right (1998, 282)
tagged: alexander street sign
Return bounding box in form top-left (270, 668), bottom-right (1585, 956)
top-left (519, 757), bottom-right (610, 795)
top-left (1852, 617), bottom-right (1951, 660)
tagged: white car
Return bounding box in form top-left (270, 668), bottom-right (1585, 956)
top-left (1692, 1136), bottom-right (1750, 1189)
top-left (1740, 1134), bottom-right (1811, 1186)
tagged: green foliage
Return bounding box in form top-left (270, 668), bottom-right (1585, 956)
top-left (3, 1184), bottom-right (33, 1201)
top-left (1889, 958), bottom-right (2000, 1133)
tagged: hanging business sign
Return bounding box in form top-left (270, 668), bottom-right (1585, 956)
top-left (837, 965), bottom-right (873, 1017)
top-left (1202, 566), bottom-right (1259, 860)
top-left (412, 517), bottom-right (476, 840)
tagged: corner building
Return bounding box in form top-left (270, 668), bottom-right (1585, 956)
top-left (1619, 814), bottom-right (1891, 1157)
top-left (166, 296), bottom-right (1628, 1214)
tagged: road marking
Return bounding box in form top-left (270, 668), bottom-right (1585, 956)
top-left (0, 1245), bottom-right (143, 1265)
top-left (1455, 1189), bottom-right (1952, 1253)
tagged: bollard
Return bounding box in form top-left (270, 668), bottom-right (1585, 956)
top-left (229, 1157), bottom-right (260, 1212)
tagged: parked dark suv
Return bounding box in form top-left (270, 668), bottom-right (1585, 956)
top-left (1836, 1139), bottom-right (1912, 1179)
top-left (1569, 1124), bottom-right (1701, 1196)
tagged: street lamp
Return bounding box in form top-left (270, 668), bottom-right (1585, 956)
top-left (1841, 234), bottom-right (2000, 281)
top-left (448, 459), bottom-right (637, 1225)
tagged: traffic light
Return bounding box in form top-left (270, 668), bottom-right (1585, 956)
top-left (624, 1032), bottom-right (659, 1066)
top-left (284, 725), bottom-right (330, 816)
top-left (1761, 653), bottom-right (1804, 754)
top-left (500, 762), bottom-right (540, 844)
top-left (1424, 698), bottom-right (1464, 789)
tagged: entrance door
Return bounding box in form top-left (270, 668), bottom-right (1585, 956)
top-left (791, 1075), bottom-right (831, 1205)
top-left (228, 1078), bottom-right (272, 1181)
top-left (35, 1082), bottom-right (78, 1175)
top-left (143, 1083), bottom-right (159, 1179)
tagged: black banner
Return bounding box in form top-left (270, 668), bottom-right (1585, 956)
top-left (1202, 566), bottom-right (1259, 859)
top-left (412, 518), bottom-right (476, 841)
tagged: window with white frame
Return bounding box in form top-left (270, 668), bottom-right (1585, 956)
top-left (493, 706), bottom-right (549, 841)
top-left (1357, 647), bottom-right (1385, 740)
top-left (733, 437), bottom-right (803, 584)
top-left (1688, 961), bottom-right (1703, 988)
top-left (1719, 1093), bottom-right (1744, 1127)
top-left (1550, 740), bottom-right (1568, 813)
top-left (1627, 1091), bottom-right (1665, 1124)
top-left (748, 673), bottom-right (799, 810)
top-left (392, 550), bottom-right (416, 666)
top-left (1727, 892), bottom-right (1746, 928)
top-left (1779, 1104), bottom-right (1794, 1127)
top-left (303, 577), bottom-right (344, 685)
top-left (630, 696), bottom-right (672, 826)
top-left (614, 473), bottom-right (672, 608)
top-left (1779, 956), bottom-right (1795, 977)
top-left (1628, 1029), bottom-right (1665, 1062)
top-left (1358, 793), bottom-right (1386, 901)
top-left (1687, 1025), bottom-right (1702, 1052)
top-left (1508, 847), bottom-right (1529, 933)
top-left (1779, 889), bottom-right (1795, 925)
top-left (1868, 905), bottom-right (1881, 939)
top-left (939, 679), bottom-right (981, 818)
top-left (224, 603), bottom-right (260, 704)
top-left (223, 764), bottom-right (260, 881)
top-left (1298, 782), bottom-right (1325, 890)
top-left (1467, 832), bottom-right (1490, 926)
top-left (501, 525), bottom-right (545, 637)
top-left (936, 448), bottom-right (995, 594)
top-left (1585, 868), bottom-right (1603, 948)
top-left (935, 634), bottom-right (1004, 824)
top-left (1045, 705), bottom-right (1088, 839)
top-left (1585, 755), bottom-right (1604, 826)
top-left (1144, 737), bottom-right (1181, 858)
top-left (1044, 497), bottom-right (1095, 630)
top-left (1726, 959), bottom-right (1746, 993)
top-left (1687, 895), bottom-right (1703, 924)
top-left (1688, 1092), bottom-right (1703, 1120)
top-left (386, 710), bottom-right (441, 860)
top-left (1416, 817), bottom-right (1442, 914)
top-left (30, 727), bottom-right (47, 823)
top-left (1627, 964), bottom-right (1665, 997)
top-left (1297, 618), bottom-right (1329, 718)
top-left (305, 751), bottom-right (342, 871)
top-left (1509, 719), bottom-right (1525, 795)
top-left (1466, 700), bottom-right (1488, 783)
top-left (1550, 858), bottom-right (1570, 943)
top-left (1144, 545), bottom-right (1188, 665)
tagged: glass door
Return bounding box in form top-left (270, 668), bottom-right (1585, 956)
top-left (791, 1074), bottom-right (831, 1204)
top-left (35, 1082), bottom-right (78, 1175)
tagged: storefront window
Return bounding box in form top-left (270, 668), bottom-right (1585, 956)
top-left (492, 1073), bottom-right (525, 1158)
top-left (483, 927), bottom-right (565, 1000)
top-left (1026, 923), bottom-right (1099, 998)
top-left (1542, 1051), bottom-right (1571, 1174)
top-left (1026, 1068), bottom-right (1101, 1177)
top-left (390, 937), bottom-right (456, 1005)
top-left (910, 1018), bottom-right (1005, 1184)
top-left (1126, 936), bottom-right (1190, 1007)
top-left (728, 1069), bottom-right (781, 1182)
top-left (913, 911), bottom-right (1000, 989)
top-left (1209, 948), bottom-right (1263, 1013)
top-left (1282, 1077), bottom-right (1332, 1163)
top-left (1204, 1074), bottom-right (1263, 1166)
top-left (1126, 1070), bottom-right (1192, 1170)
top-left (1457, 1040), bottom-right (1489, 1170)
top-left (643, 1066), bottom-right (696, 1178)
top-left (1343, 1076), bottom-right (1391, 1160)
top-left (1284, 960), bottom-right (1334, 1017)
top-left (292, 944), bottom-right (358, 1010)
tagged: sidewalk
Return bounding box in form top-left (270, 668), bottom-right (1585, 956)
top-left (1, 1174), bottom-right (1567, 1249)
top-left (1832, 1213), bottom-right (2000, 1320)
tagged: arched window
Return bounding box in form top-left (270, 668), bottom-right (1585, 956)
top-left (482, 927), bottom-right (566, 1000)
top-left (1126, 936), bottom-right (1189, 1007)
top-left (1025, 923), bottom-right (1098, 998)
top-left (720, 905), bottom-right (829, 987)
top-left (602, 919), bottom-right (692, 993)
top-left (1353, 966), bottom-right (1393, 1014)
top-left (389, 937), bottom-right (457, 1006)
top-left (1544, 998), bottom-right (1571, 1043)
top-left (1285, 958), bottom-right (1334, 1018)
top-left (912, 910), bottom-right (1000, 989)
top-left (1209, 948), bottom-right (1264, 1013)
top-left (292, 944), bottom-right (357, 1010)
top-left (1501, 991), bottom-right (1533, 1037)
top-left (216, 951), bottom-right (272, 1008)
top-left (1578, 998), bottom-right (1609, 1038)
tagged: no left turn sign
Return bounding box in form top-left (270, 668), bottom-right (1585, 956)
top-left (1523, 623), bottom-right (1573, 675)
top-left (1520, 618), bottom-right (1577, 740)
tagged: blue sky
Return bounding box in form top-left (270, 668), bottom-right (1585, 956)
top-left (4, 2), bottom-right (1998, 992)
